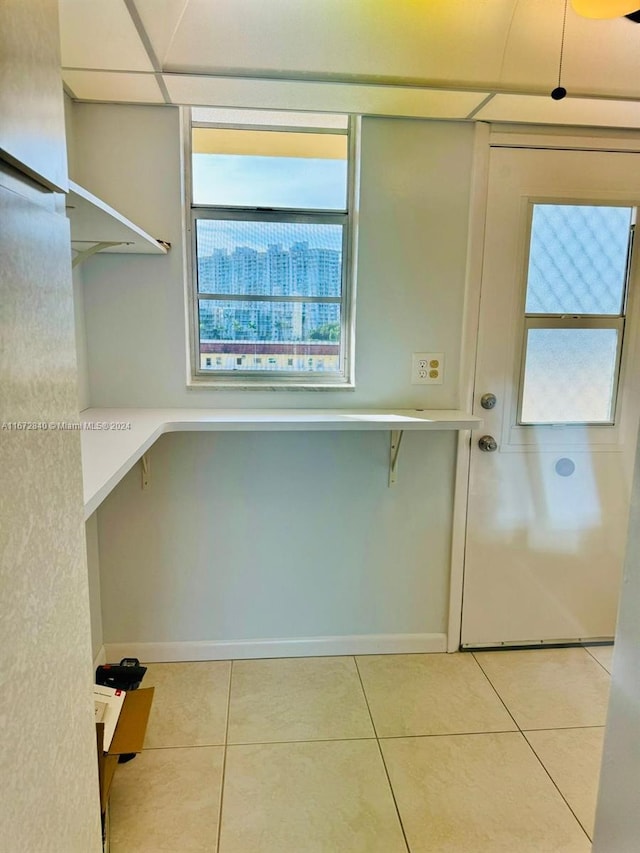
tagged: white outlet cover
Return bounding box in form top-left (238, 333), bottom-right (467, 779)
top-left (412, 352), bottom-right (444, 385)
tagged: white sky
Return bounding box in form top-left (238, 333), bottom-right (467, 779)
top-left (193, 154), bottom-right (346, 252)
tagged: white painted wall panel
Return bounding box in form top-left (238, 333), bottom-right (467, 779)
top-left (0, 0), bottom-right (67, 190)
top-left (98, 430), bottom-right (456, 645)
top-left (0, 4), bottom-right (101, 833)
top-left (0, 177), bottom-right (101, 850)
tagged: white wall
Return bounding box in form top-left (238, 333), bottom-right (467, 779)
top-left (66, 97), bottom-right (91, 411)
top-left (72, 105), bottom-right (473, 410)
top-left (73, 266), bottom-right (90, 410)
top-left (67, 94), bottom-right (103, 663)
top-left (1, 185), bottom-right (102, 852)
top-left (1, 174), bottom-right (101, 851)
top-left (98, 430), bottom-right (456, 651)
top-left (86, 512), bottom-right (103, 661)
top-left (70, 104), bottom-right (476, 652)
top-left (0, 4), bottom-right (101, 850)
top-left (593, 426), bottom-right (640, 852)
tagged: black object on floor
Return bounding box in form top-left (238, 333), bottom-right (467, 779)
top-left (96, 657), bottom-right (147, 691)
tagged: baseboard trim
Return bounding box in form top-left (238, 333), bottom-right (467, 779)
top-left (103, 633), bottom-right (447, 663)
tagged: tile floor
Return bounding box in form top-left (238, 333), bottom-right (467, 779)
top-left (108, 646), bottom-right (613, 852)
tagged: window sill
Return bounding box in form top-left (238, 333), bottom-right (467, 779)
top-left (187, 377), bottom-right (356, 391)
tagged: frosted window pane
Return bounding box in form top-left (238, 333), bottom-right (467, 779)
top-left (521, 328), bottom-right (618, 423)
top-left (525, 205), bottom-right (632, 315)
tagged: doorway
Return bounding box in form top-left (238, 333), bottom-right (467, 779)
top-left (461, 145), bottom-right (640, 648)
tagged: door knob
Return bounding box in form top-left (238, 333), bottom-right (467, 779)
top-left (478, 435), bottom-right (498, 452)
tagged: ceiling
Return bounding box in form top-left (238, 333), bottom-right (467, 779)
top-left (59, 0), bottom-right (640, 129)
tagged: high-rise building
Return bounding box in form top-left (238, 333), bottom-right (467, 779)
top-left (197, 241), bottom-right (341, 342)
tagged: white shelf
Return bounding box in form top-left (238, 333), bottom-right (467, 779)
top-left (66, 180), bottom-right (170, 266)
top-left (80, 407), bottom-right (482, 518)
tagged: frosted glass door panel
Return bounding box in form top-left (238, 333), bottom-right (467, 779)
top-left (525, 205), bottom-right (632, 315)
top-left (521, 327), bottom-right (619, 424)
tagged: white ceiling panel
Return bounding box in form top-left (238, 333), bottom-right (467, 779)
top-left (157, 0), bottom-right (640, 101)
top-left (133, 0), bottom-right (191, 67)
top-left (60, 0), bottom-right (640, 113)
top-left (559, 14), bottom-right (640, 99)
top-left (164, 75), bottom-right (489, 120)
top-left (162, 0), bottom-right (527, 87)
top-left (475, 94), bottom-right (640, 129)
top-left (63, 70), bottom-right (165, 104)
top-left (59, 0), bottom-right (153, 71)
top-left (491, 4), bottom-right (640, 100)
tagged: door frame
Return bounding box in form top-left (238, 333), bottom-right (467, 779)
top-left (446, 123), bottom-right (640, 652)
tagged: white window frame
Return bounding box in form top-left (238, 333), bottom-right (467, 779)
top-left (184, 108), bottom-right (359, 389)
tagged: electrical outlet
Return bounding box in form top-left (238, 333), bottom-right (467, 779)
top-left (412, 352), bottom-right (444, 385)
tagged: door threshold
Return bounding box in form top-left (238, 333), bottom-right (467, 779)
top-left (460, 637), bottom-right (614, 652)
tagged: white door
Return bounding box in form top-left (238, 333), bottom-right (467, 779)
top-left (461, 145), bottom-right (640, 648)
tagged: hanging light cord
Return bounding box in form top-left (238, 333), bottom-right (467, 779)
top-left (558, 0), bottom-right (569, 88)
top-left (551, 0), bottom-right (569, 98)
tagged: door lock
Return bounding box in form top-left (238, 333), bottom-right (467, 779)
top-left (478, 435), bottom-right (498, 452)
top-left (480, 393), bottom-right (497, 410)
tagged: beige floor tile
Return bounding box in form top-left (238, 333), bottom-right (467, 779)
top-left (586, 644), bottom-right (615, 673)
top-left (525, 727), bottom-right (605, 838)
top-left (218, 740), bottom-right (407, 853)
top-left (143, 661), bottom-right (231, 747)
top-left (474, 648), bottom-right (610, 730)
top-left (381, 733), bottom-right (590, 853)
top-left (227, 656), bottom-right (374, 743)
top-left (355, 653), bottom-right (517, 737)
top-left (109, 746), bottom-right (224, 853)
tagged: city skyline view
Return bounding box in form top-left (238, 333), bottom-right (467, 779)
top-left (196, 232), bottom-right (342, 297)
top-left (197, 227), bottom-right (343, 360)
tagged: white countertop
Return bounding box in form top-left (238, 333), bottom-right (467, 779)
top-left (80, 407), bottom-right (481, 518)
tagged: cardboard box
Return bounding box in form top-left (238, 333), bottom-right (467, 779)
top-left (96, 687), bottom-right (154, 814)
top-left (94, 685), bottom-right (126, 751)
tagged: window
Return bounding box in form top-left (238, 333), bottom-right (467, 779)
top-left (188, 109), bottom-right (356, 387)
top-left (519, 204), bottom-right (635, 425)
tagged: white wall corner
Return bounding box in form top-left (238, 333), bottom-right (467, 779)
top-left (92, 645), bottom-right (107, 671)
top-left (447, 121), bottom-right (490, 652)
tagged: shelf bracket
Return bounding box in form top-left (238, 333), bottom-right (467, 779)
top-left (72, 241), bottom-right (131, 268)
top-left (141, 453), bottom-right (150, 491)
top-left (389, 430), bottom-right (404, 486)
